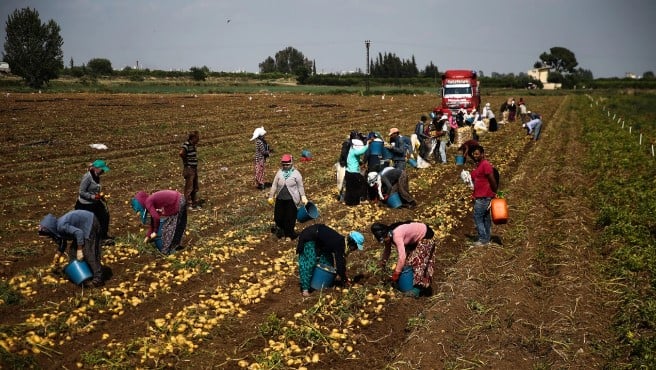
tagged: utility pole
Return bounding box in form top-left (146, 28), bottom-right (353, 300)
top-left (365, 40), bottom-right (371, 93)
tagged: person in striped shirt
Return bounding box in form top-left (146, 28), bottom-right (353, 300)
top-left (179, 131), bottom-right (200, 210)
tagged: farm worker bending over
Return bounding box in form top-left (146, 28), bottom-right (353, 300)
top-left (523, 117), bottom-right (543, 141)
top-left (74, 159), bottom-right (114, 246)
top-left (367, 168), bottom-right (417, 208)
top-left (296, 224), bottom-right (365, 297)
top-left (370, 221), bottom-right (436, 298)
top-left (268, 154), bottom-right (307, 240)
top-left (131, 190), bottom-right (187, 255)
top-left (38, 210), bottom-right (105, 288)
top-left (458, 139), bottom-right (479, 162)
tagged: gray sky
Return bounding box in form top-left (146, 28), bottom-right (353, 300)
top-left (2, 0), bottom-right (655, 78)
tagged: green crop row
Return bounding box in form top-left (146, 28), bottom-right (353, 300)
top-left (581, 93), bottom-right (656, 367)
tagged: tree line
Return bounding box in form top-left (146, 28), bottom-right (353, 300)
top-left (3, 7), bottom-right (655, 90)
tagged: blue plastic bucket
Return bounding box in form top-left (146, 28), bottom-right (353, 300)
top-left (397, 266), bottom-right (414, 292)
top-left (64, 260), bottom-right (93, 285)
top-left (369, 141), bottom-right (384, 156)
top-left (408, 158), bottom-right (418, 168)
top-left (310, 263), bottom-right (336, 290)
top-left (151, 221), bottom-right (166, 252)
top-left (455, 154), bottom-right (465, 165)
top-left (386, 193), bottom-right (402, 208)
top-left (382, 148), bottom-right (393, 160)
top-left (297, 202), bottom-right (319, 223)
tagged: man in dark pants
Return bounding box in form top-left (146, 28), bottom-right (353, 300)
top-left (180, 130), bottom-right (200, 210)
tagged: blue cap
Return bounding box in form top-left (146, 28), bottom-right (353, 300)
top-left (348, 231), bottom-right (365, 250)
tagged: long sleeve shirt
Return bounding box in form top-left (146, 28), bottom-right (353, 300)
top-left (269, 168), bottom-right (306, 207)
top-left (142, 190), bottom-right (182, 235)
top-left (296, 224), bottom-right (348, 281)
top-left (77, 170), bottom-right (102, 205)
top-left (56, 210), bottom-right (95, 246)
top-left (346, 144), bottom-right (368, 173)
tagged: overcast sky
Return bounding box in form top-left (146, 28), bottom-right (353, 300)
top-left (2, 0), bottom-right (655, 78)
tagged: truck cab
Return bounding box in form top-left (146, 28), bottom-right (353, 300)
top-left (440, 70), bottom-right (480, 114)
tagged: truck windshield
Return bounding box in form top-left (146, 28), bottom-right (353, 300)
top-left (444, 87), bottom-right (472, 95)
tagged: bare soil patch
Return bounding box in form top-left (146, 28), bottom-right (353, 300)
top-left (0, 93), bottom-right (615, 369)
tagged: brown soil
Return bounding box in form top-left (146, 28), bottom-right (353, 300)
top-left (0, 93), bottom-right (616, 369)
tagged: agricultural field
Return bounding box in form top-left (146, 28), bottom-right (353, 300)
top-left (0, 91), bottom-right (643, 369)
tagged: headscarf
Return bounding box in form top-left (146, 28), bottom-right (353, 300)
top-left (250, 127), bottom-right (266, 141)
top-left (39, 214), bottom-right (66, 253)
top-left (132, 191), bottom-right (150, 224)
top-left (348, 231), bottom-right (365, 250)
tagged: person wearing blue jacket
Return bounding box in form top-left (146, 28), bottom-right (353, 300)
top-left (38, 210), bottom-right (105, 287)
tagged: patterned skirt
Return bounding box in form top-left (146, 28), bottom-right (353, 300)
top-left (160, 197), bottom-right (187, 254)
top-left (405, 239), bottom-right (436, 288)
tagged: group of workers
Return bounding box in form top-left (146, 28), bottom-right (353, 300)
top-left (38, 132), bottom-right (201, 288)
top-left (36, 100), bottom-right (537, 297)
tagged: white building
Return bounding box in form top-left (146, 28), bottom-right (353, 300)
top-left (528, 67), bottom-right (561, 90)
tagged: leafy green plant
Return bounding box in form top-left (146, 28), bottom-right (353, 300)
top-left (257, 313), bottom-right (283, 338)
top-left (406, 313), bottom-right (428, 331)
top-left (580, 94), bottom-right (656, 368)
top-left (0, 281), bottom-right (23, 305)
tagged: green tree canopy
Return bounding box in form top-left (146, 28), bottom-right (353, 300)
top-left (259, 46), bottom-right (312, 76)
top-left (190, 65), bottom-right (209, 81)
top-left (538, 46), bottom-right (578, 74)
top-left (3, 7), bottom-right (63, 88)
top-left (87, 58), bottom-right (113, 76)
top-left (259, 56), bottom-right (275, 73)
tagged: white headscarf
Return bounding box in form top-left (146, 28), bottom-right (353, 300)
top-left (367, 172), bottom-right (384, 199)
top-left (250, 127), bottom-right (266, 141)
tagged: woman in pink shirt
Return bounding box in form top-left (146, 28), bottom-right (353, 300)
top-left (131, 190), bottom-right (187, 254)
top-left (371, 221), bottom-right (436, 297)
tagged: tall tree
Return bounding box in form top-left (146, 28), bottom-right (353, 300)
top-left (422, 62), bottom-right (439, 78)
top-left (274, 46), bottom-right (311, 75)
top-left (3, 7), bottom-right (64, 88)
top-left (259, 47), bottom-right (311, 76)
top-left (370, 52), bottom-right (418, 78)
top-left (538, 46), bottom-right (578, 74)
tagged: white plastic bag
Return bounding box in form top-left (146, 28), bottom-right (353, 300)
top-left (460, 170), bottom-right (474, 189)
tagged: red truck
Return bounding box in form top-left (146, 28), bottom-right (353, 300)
top-left (440, 70), bottom-right (481, 114)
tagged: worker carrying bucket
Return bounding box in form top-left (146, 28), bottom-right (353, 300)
top-left (296, 224), bottom-right (365, 297)
top-left (38, 210), bottom-right (107, 288)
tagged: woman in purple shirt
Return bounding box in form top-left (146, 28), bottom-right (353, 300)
top-left (131, 190), bottom-right (187, 255)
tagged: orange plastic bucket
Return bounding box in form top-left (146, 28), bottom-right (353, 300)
top-left (491, 198), bottom-right (508, 224)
